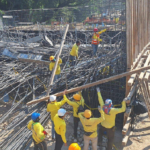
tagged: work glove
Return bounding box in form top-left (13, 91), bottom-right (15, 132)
top-left (43, 130), bottom-right (48, 135)
top-left (96, 87), bottom-right (100, 93)
top-left (98, 105), bottom-right (102, 111)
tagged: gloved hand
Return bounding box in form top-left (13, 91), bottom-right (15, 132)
top-left (43, 130), bottom-right (48, 135)
top-left (98, 106), bottom-right (101, 111)
top-left (96, 87), bottom-right (100, 92)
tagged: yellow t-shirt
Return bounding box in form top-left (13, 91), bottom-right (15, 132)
top-left (97, 92), bottom-right (126, 128)
top-left (47, 99), bottom-right (67, 121)
top-left (70, 43), bottom-right (79, 58)
top-left (49, 58), bottom-right (62, 75)
top-left (54, 114), bottom-right (67, 143)
top-left (78, 110), bottom-right (105, 138)
top-left (27, 120), bottom-right (45, 144)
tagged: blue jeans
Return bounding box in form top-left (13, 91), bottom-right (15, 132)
top-left (54, 74), bottom-right (60, 82)
top-left (51, 120), bottom-right (55, 139)
top-left (92, 44), bottom-right (98, 56)
top-left (70, 55), bottom-right (76, 66)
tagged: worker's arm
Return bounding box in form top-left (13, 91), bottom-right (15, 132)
top-left (49, 63), bottom-right (53, 71)
top-left (98, 38), bottom-right (102, 42)
top-left (78, 112), bottom-right (85, 124)
top-left (96, 88), bottom-right (104, 107)
top-left (76, 52), bottom-right (78, 59)
top-left (35, 124), bottom-right (45, 140)
top-left (112, 101), bottom-right (126, 114)
top-left (98, 29), bottom-right (106, 34)
top-left (95, 109), bottom-right (105, 124)
top-left (60, 125), bottom-right (67, 143)
top-left (65, 95), bottom-right (77, 107)
top-left (27, 121), bottom-right (32, 130)
top-left (46, 103), bottom-right (50, 112)
top-left (56, 96), bottom-right (67, 108)
top-left (78, 91), bottom-right (85, 107)
top-left (58, 58), bottom-right (62, 64)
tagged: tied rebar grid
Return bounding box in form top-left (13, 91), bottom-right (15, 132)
top-left (0, 0), bottom-right (126, 149)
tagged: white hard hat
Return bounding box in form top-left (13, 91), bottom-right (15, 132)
top-left (58, 108), bottom-right (66, 116)
top-left (50, 95), bottom-right (56, 102)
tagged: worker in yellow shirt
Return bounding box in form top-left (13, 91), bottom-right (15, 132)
top-left (70, 41), bottom-right (80, 66)
top-left (68, 143), bottom-right (81, 150)
top-left (49, 56), bottom-right (62, 82)
top-left (54, 108), bottom-right (67, 150)
top-left (27, 112), bottom-right (47, 150)
top-left (78, 108), bottom-right (105, 150)
top-left (47, 91), bottom-right (67, 140)
top-left (63, 90), bottom-right (84, 139)
top-left (92, 28), bottom-right (106, 57)
top-left (96, 87), bottom-right (126, 150)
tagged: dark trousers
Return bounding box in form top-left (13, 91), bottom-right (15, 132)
top-left (70, 55), bottom-right (76, 66)
top-left (54, 131), bottom-right (64, 150)
top-left (33, 139), bottom-right (47, 150)
top-left (98, 125), bottom-right (115, 150)
top-left (74, 117), bottom-right (80, 138)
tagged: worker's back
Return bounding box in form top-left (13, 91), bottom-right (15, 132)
top-left (101, 101), bottom-right (126, 128)
top-left (27, 120), bottom-right (45, 144)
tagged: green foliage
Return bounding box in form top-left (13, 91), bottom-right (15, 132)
top-left (0, 0), bottom-right (92, 10)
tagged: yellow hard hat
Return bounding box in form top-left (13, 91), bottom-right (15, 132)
top-left (84, 109), bottom-right (92, 118)
top-left (68, 143), bottom-right (81, 150)
top-left (73, 94), bottom-right (81, 101)
top-left (50, 56), bottom-right (55, 61)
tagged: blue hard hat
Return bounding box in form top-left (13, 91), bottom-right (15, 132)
top-left (31, 112), bottom-right (40, 121)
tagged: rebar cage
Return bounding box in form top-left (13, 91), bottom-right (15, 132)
top-left (0, 0), bottom-right (126, 149)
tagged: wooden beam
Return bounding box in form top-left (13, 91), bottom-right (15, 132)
top-left (128, 58), bottom-right (145, 86)
top-left (27, 65), bottom-right (150, 106)
top-left (122, 127), bottom-right (133, 146)
top-left (139, 54), bottom-right (150, 80)
top-left (46, 24), bottom-right (69, 95)
top-left (122, 117), bottom-right (131, 135)
top-left (18, 58), bottom-right (50, 65)
top-left (131, 42), bottom-right (150, 70)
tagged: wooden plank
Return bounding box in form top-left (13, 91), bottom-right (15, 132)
top-left (139, 54), bottom-right (150, 80)
top-left (18, 58), bottom-right (50, 65)
top-left (27, 66), bottom-right (150, 105)
top-left (125, 0), bottom-right (132, 96)
top-left (128, 58), bottom-right (145, 86)
top-left (122, 127), bottom-right (133, 146)
top-left (122, 117), bottom-right (131, 135)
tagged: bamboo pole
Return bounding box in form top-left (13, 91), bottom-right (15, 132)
top-left (46, 24), bottom-right (69, 95)
top-left (27, 66), bottom-right (150, 106)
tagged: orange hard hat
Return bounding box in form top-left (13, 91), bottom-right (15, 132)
top-left (73, 94), bottom-right (81, 101)
top-left (50, 56), bottom-right (55, 61)
top-left (84, 109), bottom-right (92, 118)
top-left (68, 143), bottom-right (81, 150)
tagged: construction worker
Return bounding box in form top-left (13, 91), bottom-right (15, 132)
top-left (78, 108), bottom-right (105, 150)
top-left (91, 28), bottom-right (106, 57)
top-left (54, 108), bottom-right (67, 150)
top-left (70, 41), bottom-right (80, 66)
top-left (96, 87), bottom-right (126, 150)
top-left (49, 56), bottom-right (62, 81)
top-left (68, 143), bottom-right (81, 150)
top-left (47, 91), bottom-right (67, 140)
top-left (64, 90), bottom-right (84, 139)
top-left (27, 112), bottom-right (47, 150)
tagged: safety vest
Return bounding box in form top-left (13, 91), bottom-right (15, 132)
top-left (92, 33), bottom-right (100, 45)
top-left (31, 122), bottom-right (45, 144)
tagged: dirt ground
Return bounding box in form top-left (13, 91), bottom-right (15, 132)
top-left (123, 113), bottom-right (150, 150)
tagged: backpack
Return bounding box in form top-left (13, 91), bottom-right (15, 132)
top-left (76, 102), bottom-right (84, 114)
top-left (77, 105), bottom-right (84, 114)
